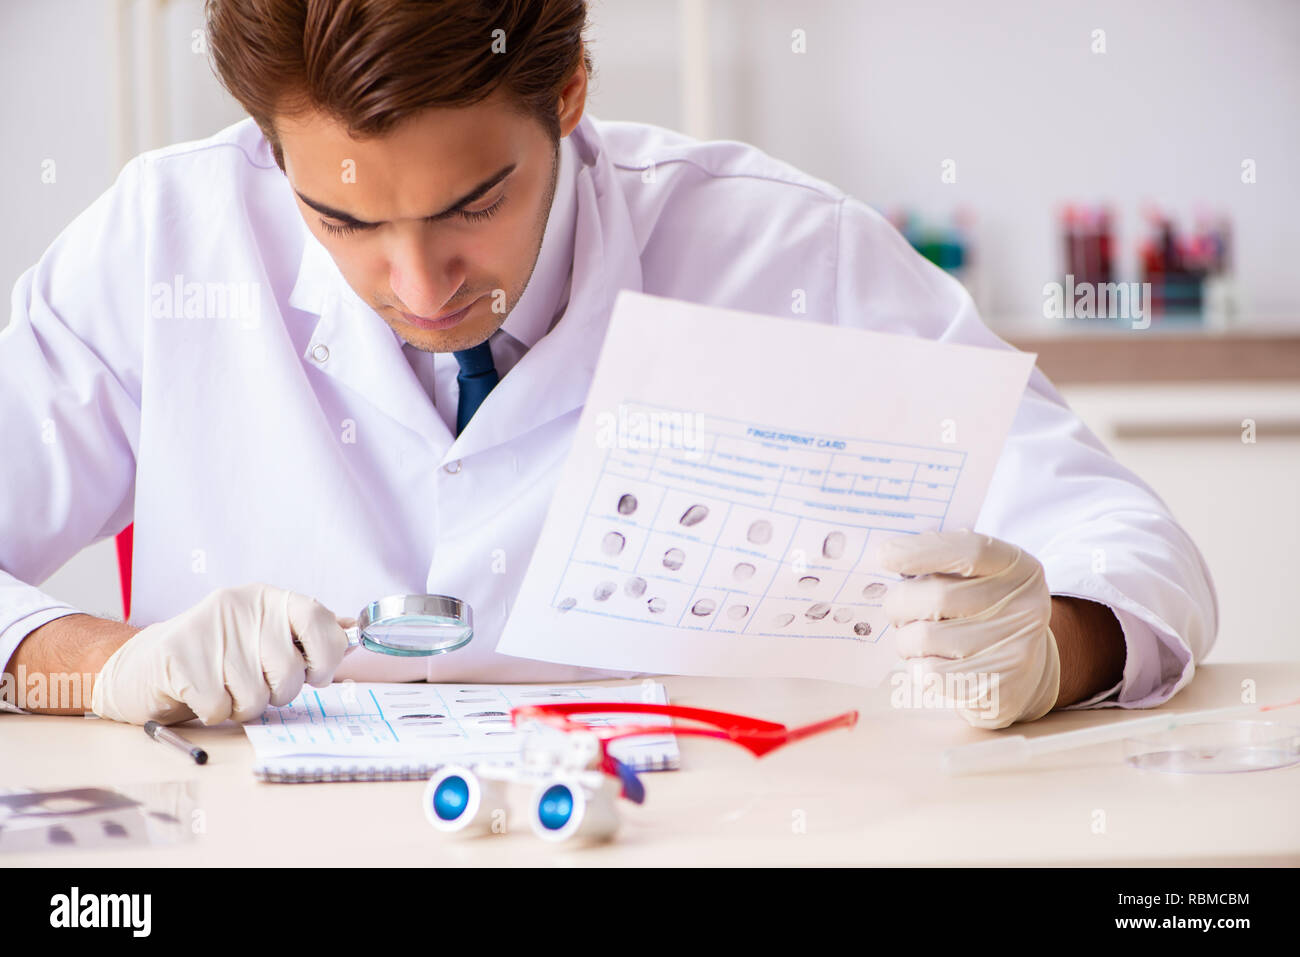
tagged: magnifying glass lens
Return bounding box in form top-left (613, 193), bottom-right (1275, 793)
top-left (360, 617), bottom-right (473, 656)
top-left (349, 595), bottom-right (474, 657)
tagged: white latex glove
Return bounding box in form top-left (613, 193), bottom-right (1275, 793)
top-left (91, 584), bottom-right (348, 726)
top-left (877, 529), bottom-right (1061, 730)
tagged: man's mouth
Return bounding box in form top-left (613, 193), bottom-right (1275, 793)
top-left (396, 296), bottom-right (479, 331)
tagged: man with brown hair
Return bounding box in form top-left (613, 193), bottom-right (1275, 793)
top-left (0, 1), bottom-right (1215, 730)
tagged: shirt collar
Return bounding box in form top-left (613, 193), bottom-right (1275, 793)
top-left (497, 132), bottom-right (579, 349)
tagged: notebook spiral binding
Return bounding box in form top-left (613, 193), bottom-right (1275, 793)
top-left (254, 750), bottom-right (679, 783)
top-left (254, 764), bottom-right (439, 783)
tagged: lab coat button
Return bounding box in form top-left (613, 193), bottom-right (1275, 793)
top-left (310, 343), bottom-right (330, 363)
top-left (444, 460), bottom-right (462, 474)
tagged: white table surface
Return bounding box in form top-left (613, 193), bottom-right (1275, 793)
top-left (3, 663), bottom-right (1297, 866)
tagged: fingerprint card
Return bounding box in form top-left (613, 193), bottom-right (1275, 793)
top-left (497, 291), bottom-right (1034, 685)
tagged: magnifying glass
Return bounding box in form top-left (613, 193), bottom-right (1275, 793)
top-left (341, 594), bottom-right (474, 657)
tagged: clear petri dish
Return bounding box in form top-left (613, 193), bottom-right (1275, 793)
top-left (1124, 720), bottom-right (1300, 774)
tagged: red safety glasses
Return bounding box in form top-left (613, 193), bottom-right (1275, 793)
top-left (511, 702), bottom-right (859, 804)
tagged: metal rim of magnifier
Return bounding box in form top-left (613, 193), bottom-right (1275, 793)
top-left (348, 594), bottom-right (474, 657)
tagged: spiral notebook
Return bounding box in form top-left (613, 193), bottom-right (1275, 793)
top-left (242, 681), bottom-right (679, 783)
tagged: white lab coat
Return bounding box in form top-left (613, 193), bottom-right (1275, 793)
top-left (0, 113), bottom-right (1217, 710)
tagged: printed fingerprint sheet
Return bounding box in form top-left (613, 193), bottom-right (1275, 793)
top-left (497, 291), bottom-right (1036, 686)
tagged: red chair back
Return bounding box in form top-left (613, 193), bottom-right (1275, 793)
top-left (114, 524), bottom-right (133, 620)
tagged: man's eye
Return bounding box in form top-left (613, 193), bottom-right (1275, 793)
top-left (318, 194), bottom-right (505, 236)
top-left (319, 219), bottom-right (366, 237)
top-left (457, 194), bottom-right (506, 223)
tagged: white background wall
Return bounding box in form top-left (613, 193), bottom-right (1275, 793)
top-left (697, 0), bottom-right (1300, 322)
top-left (5, 0), bottom-right (1299, 322)
top-left (2, 0), bottom-right (1296, 662)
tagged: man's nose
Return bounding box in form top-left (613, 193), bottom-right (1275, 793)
top-left (389, 242), bottom-right (464, 318)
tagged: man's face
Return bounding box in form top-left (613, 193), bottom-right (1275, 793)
top-left (276, 90), bottom-right (559, 353)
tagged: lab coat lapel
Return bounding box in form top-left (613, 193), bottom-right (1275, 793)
top-left (447, 132), bottom-right (645, 461)
top-left (288, 234), bottom-right (452, 451)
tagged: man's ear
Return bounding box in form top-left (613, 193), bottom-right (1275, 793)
top-left (556, 53), bottom-right (588, 138)
top-left (258, 120), bottom-right (286, 172)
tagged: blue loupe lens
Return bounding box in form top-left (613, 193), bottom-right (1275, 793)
top-left (433, 775), bottom-right (470, 821)
top-left (537, 784), bottom-right (575, 831)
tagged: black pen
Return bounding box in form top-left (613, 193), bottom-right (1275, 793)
top-left (143, 720), bottom-right (208, 765)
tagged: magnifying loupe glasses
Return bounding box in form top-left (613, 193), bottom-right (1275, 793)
top-left (342, 594), bottom-right (473, 657)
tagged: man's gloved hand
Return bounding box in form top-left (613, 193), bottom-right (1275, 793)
top-left (91, 584), bottom-right (348, 726)
top-left (876, 529), bottom-right (1060, 730)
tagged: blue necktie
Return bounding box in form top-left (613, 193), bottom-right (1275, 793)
top-left (453, 340), bottom-right (499, 436)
